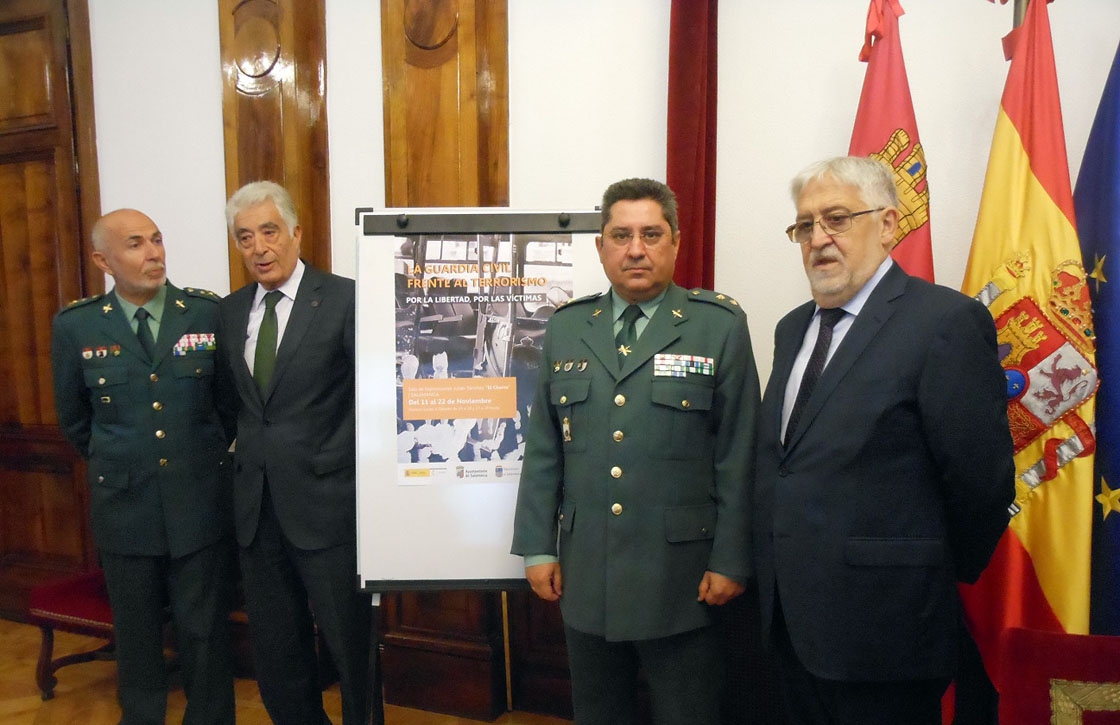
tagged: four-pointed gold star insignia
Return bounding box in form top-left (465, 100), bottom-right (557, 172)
top-left (617, 344), bottom-right (632, 357)
top-left (1090, 253), bottom-right (1108, 293)
top-left (102, 302), bottom-right (113, 313)
top-left (672, 309), bottom-right (683, 318)
top-left (175, 299), bottom-right (186, 309)
top-left (1097, 479), bottom-right (1120, 520)
top-left (592, 309), bottom-right (602, 317)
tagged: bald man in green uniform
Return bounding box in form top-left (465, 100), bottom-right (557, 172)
top-left (51, 209), bottom-right (235, 724)
top-left (512, 178), bottom-right (760, 724)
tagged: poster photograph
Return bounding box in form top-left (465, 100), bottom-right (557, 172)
top-left (393, 232), bottom-right (573, 485)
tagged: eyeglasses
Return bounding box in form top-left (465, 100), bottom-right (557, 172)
top-left (604, 228), bottom-right (669, 247)
top-left (785, 208), bottom-right (884, 244)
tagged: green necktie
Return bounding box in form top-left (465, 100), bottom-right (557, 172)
top-left (254, 290), bottom-right (283, 394)
top-left (134, 308), bottom-right (156, 360)
top-left (616, 304), bottom-right (643, 365)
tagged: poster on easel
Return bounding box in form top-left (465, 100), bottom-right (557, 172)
top-left (356, 209), bottom-right (605, 590)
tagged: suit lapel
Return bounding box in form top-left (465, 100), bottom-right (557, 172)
top-left (227, 284), bottom-right (257, 404)
top-left (100, 290), bottom-right (147, 360)
top-left (578, 293), bottom-right (620, 380)
top-left (785, 264), bottom-right (908, 450)
top-left (264, 263), bottom-right (323, 400)
top-left (769, 302), bottom-right (815, 445)
top-left (618, 284), bottom-right (686, 380)
top-left (153, 284), bottom-right (192, 367)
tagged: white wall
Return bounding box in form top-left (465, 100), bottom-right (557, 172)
top-left (87, 0), bottom-right (1120, 381)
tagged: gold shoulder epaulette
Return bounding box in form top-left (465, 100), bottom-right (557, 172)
top-left (687, 288), bottom-right (744, 313)
top-left (554, 291), bottom-right (602, 313)
top-left (60, 294), bottom-right (103, 312)
top-left (183, 287), bottom-right (221, 300)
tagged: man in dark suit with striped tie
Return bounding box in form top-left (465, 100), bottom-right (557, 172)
top-left (217, 181), bottom-right (370, 724)
top-left (754, 156), bottom-right (1016, 724)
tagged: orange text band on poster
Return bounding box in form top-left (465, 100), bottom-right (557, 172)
top-left (402, 377), bottom-right (517, 420)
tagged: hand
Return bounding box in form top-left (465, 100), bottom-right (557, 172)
top-left (526, 562), bottom-right (563, 601)
top-left (697, 571), bottom-right (744, 606)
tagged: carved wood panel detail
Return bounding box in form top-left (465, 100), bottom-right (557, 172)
top-left (218, 0), bottom-right (331, 291)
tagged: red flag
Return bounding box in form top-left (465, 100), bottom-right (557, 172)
top-left (848, 0), bottom-right (934, 281)
top-left (959, 0), bottom-right (1098, 709)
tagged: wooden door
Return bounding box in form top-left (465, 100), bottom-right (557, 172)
top-left (0, 0), bottom-right (101, 619)
top-left (377, 0), bottom-right (513, 720)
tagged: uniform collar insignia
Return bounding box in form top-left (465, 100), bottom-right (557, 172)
top-left (101, 302), bottom-right (113, 314)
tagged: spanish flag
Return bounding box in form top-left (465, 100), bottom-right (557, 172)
top-left (848, 0), bottom-right (933, 282)
top-left (959, 0), bottom-right (1098, 694)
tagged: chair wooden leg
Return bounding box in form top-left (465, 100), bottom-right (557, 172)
top-left (36, 624), bottom-right (57, 701)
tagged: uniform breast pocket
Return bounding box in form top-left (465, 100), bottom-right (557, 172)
top-left (550, 378), bottom-right (591, 453)
top-left (172, 357), bottom-right (215, 417)
top-left (648, 378), bottom-right (714, 459)
top-left (83, 366), bottom-right (130, 424)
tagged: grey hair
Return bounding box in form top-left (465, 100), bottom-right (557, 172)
top-left (225, 181), bottom-right (299, 234)
top-left (790, 156), bottom-right (899, 209)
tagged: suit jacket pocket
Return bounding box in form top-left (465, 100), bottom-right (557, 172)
top-left (312, 446), bottom-right (354, 476)
top-left (664, 503), bottom-right (717, 543)
top-left (648, 378), bottom-right (714, 460)
top-left (844, 537), bottom-right (946, 567)
top-left (550, 378), bottom-right (591, 452)
top-left (83, 366), bottom-right (129, 424)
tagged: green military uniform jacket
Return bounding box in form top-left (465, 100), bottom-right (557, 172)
top-left (511, 283), bottom-right (760, 641)
top-left (51, 282), bottom-right (232, 558)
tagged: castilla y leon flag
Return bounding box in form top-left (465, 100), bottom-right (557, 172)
top-left (1075, 38), bottom-right (1120, 636)
top-left (848, 0), bottom-right (933, 282)
top-left (959, 0), bottom-right (1098, 694)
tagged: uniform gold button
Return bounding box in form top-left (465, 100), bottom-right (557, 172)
top-left (613, 430), bottom-right (624, 442)
top-left (610, 466), bottom-right (622, 478)
top-left (159, 458), bottom-right (168, 467)
top-left (558, 513), bottom-right (565, 521)
top-left (560, 395), bottom-right (568, 404)
top-left (152, 401), bottom-right (163, 411)
top-left (155, 430), bottom-right (165, 439)
top-left (98, 377), bottom-right (106, 385)
top-left (195, 368), bottom-right (203, 375)
top-left (611, 503), bottom-right (623, 515)
top-left (614, 394), bottom-right (626, 406)
top-left (682, 399), bottom-right (690, 408)
top-left (97, 475), bottom-right (104, 483)
top-left (149, 373), bottom-right (158, 382)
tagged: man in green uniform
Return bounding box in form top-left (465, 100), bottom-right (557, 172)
top-left (512, 178), bottom-right (760, 724)
top-left (51, 208), bottom-right (235, 724)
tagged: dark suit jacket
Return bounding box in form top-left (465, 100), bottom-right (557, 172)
top-left (512, 283), bottom-right (760, 641)
top-left (753, 262), bottom-right (1015, 682)
top-left (218, 263), bottom-right (356, 550)
top-left (51, 283), bottom-right (232, 558)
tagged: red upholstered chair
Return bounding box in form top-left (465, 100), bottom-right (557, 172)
top-left (27, 570), bottom-right (115, 700)
top-left (999, 627), bottom-right (1120, 723)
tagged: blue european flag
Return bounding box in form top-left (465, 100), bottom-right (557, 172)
top-left (1075, 39), bottom-right (1120, 635)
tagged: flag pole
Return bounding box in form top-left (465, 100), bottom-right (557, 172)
top-left (1014, 0), bottom-right (1028, 28)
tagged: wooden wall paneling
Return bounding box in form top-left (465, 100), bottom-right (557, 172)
top-left (0, 0), bottom-right (100, 620)
top-left (379, 0), bottom-right (515, 719)
top-left (218, 0), bottom-right (332, 292)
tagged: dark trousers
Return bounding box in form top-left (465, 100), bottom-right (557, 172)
top-left (239, 485), bottom-right (372, 725)
top-left (100, 541), bottom-right (235, 725)
top-left (564, 623), bottom-right (723, 725)
top-left (772, 600), bottom-right (948, 725)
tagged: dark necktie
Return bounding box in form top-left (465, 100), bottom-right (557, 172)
top-left (616, 304), bottom-right (643, 365)
top-left (784, 307), bottom-right (846, 446)
top-left (254, 290), bottom-right (283, 394)
top-left (134, 308), bottom-right (156, 359)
